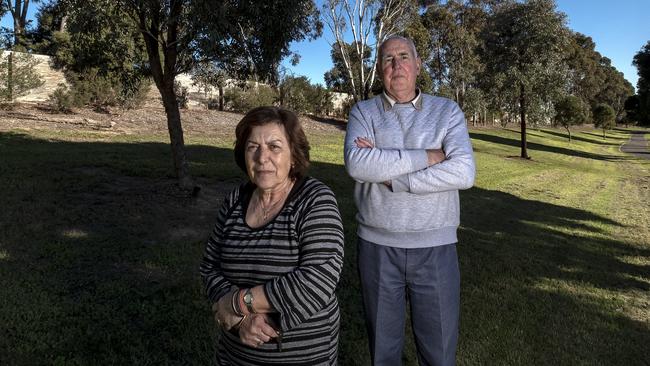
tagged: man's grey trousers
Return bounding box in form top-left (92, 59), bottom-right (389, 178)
top-left (358, 237), bottom-right (460, 366)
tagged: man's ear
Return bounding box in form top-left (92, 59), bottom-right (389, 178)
top-left (416, 57), bottom-right (422, 74)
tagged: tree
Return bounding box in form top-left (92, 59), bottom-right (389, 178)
top-left (593, 103), bottom-right (615, 138)
top-left (112, 0), bottom-right (321, 189)
top-left (324, 41), bottom-right (371, 94)
top-left (624, 94), bottom-right (640, 125)
top-left (422, 0), bottom-right (487, 108)
top-left (482, 0), bottom-right (569, 159)
top-left (279, 75), bottom-right (333, 115)
top-left (0, 50), bottom-right (44, 102)
top-left (323, 0), bottom-right (415, 102)
top-left (594, 57), bottom-right (634, 122)
top-left (28, 0), bottom-right (69, 55)
top-left (633, 40), bottom-right (650, 126)
top-left (1, 0), bottom-right (40, 50)
top-left (402, 13), bottom-right (433, 93)
top-left (553, 95), bottom-right (586, 141)
top-left (564, 33), bottom-right (604, 116)
top-left (51, 0), bottom-right (148, 106)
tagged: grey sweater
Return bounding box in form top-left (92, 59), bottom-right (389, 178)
top-left (344, 93), bottom-right (476, 248)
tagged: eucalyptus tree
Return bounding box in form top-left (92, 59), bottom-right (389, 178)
top-left (324, 41), bottom-right (373, 97)
top-left (482, 0), bottom-right (569, 159)
top-left (594, 57), bottom-right (634, 122)
top-left (1, 0), bottom-right (40, 49)
top-left (593, 103), bottom-right (615, 138)
top-left (323, 0), bottom-right (416, 101)
top-left (553, 95), bottom-right (586, 142)
top-left (564, 33), bottom-right (605, 114)
top-left (421, 0), bottom-right (489, 109)
top-left (109, 0), bottom-right (321, 189)
top-left (632, 40), bottom-right (650, 125)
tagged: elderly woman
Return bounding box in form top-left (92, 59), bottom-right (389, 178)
top-left (200, 106), bottom-right (344, 365)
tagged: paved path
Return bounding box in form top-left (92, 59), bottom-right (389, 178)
top-left (620, 131), bottom-right (650, 160)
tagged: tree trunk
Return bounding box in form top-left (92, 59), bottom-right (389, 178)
top-left (218, 85), bottom-right (224, 111)
top-left (565, 126), bottom-right (571, 142)
top-left (7, 51), bottom-right (13, 102)
top-left (136, 1), bottom-right (194, 191)
top-left (519, 83), bottom-right (530, 159)
top-left (159, 83), bottom-right (193, 190)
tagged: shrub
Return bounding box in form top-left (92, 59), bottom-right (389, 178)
top-left (225, 84), bottom-right (277, 113)
top-left (0, 51), bottom-right (45, 103)
top-left (48, 83), bottom-right (74, 113)
top-left (50, 69), bottom-right (150, 112)
top-left (120, 78), bottom-right (151, 110)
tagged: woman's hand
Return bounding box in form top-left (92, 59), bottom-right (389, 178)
top-left (212, 290), bottom-right (243, 330)
top-left (238, 313), bottom-right (279, 348)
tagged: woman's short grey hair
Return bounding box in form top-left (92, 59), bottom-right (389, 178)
top-left (379, 35), bottom-right (419, 59)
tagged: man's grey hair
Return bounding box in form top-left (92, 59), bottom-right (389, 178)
top-left (378, 35), bottom-right (419, 59)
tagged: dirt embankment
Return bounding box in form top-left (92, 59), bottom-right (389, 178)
top-left (0, 103), bottom-right (346, 138)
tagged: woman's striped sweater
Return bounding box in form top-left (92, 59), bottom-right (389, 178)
top-left (200, 177), bottom-right (344, 365)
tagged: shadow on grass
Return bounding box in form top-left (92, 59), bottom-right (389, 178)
top-left (534, 129), bottom-right (620, 146)
top-left (0, 131), bottom-right (647, 365)
top-left (470, 131), bottom-right (633, 162)
top-left (458, 187), bottom-right (649, 364)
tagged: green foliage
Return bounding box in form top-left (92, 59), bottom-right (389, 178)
top-left (594, 57), bottom-right (635, 121)
top-left (483, 0), bottom-right (569, 111)
top-left (554, 95), bottom-right (586, 140)
top-left (47, 69), bottom-right (150, 111)
top-left (28, 0), bottom-right (68, 55)
top-left (224, 84), bottom-right (278, 113)
top-left (0, 51), bottom-right (44, 102)
top-left (592, 103), bottom-right (615, 137)
top-left (633, 40), bottom-right (650, 125)
top-left (324, 42), bottom-right (372, 94)
top-left (422, 0), bottom-right (486, 108)
top-left (554, 95), bottom-right (586, 128)
top-left (624, 94), bottom-right (641, 124)
top-left (41, 0), bottom-right (150, 110)
top-left (48, 83), bottom-right (73, 113)
top-left (279, 75), bottom-right (333, 115)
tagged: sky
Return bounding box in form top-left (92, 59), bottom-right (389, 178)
top-left (2, 1), bottom-right (649, 90)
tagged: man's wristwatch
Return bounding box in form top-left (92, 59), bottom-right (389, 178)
top-left (243, 288), bottom-right (255, 314)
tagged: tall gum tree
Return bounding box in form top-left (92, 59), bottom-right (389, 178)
top-left (482, 0), bottom-right (569, 159)
top-left (633, 41), bottom-right (650, 125)
top-left (1, 0), bottom-right (40, 49)
top-left (323, 0), bottom-right (415, 102)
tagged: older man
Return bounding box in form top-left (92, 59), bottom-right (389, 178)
top-left (344, 35), bottom-right (476, 366)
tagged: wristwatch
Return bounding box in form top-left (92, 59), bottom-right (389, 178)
top-left (243, 288), bottom-right (255, 314)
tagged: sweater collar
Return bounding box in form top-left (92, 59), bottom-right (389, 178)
top-left (381, 89), bottom-right (422, 111)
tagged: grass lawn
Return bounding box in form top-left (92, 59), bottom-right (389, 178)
top-left (0, 122), bottom-right (648, 365)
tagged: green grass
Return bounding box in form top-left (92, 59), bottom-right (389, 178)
top-left (1, 124), bottom-right (648, 365)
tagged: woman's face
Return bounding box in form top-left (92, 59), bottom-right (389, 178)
top-left (244, 123), bottom-right (293, 191)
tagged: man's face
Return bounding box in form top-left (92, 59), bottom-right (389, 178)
top-left (380, 38), bottom-right (421, 102)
